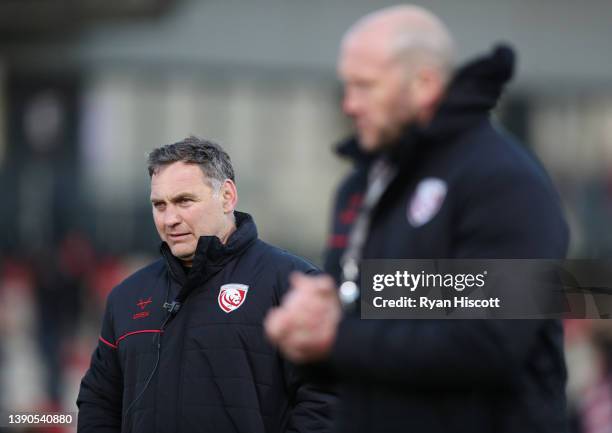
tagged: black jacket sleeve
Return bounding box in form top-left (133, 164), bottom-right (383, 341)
top-left (278, 255), bottom-right (336, 433)
top-left (283, 362), bottom-right (337, 433)
top-left (328, 162), bottom-right (568, 390)
top-left (77, 297), bottom-right (123, 433)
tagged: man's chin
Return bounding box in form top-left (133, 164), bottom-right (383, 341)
top-left (169, 246), bottom-right (195, 262)
top-left (358, 137), bottom-right (382, 153)
top-left (358, 131), bottom-right (401, 154)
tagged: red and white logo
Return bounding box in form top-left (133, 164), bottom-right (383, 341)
top-left (218, 284), bottom-right (249, 313)
top-left (407, 177), bottom-right (448, 227)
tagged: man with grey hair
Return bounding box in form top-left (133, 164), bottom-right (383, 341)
top-left (77, 136), bottom-right (335, 433)
top-left (266, 5), bottom-right (568, 433)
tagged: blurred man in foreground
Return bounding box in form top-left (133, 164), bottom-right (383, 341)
top-left (77, 137), bottom-right (334, 433)
top-left (266, 5), bottom-right (569, 433)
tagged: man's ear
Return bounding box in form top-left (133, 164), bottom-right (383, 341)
top-left (220, 179), bottom-right (238, 213)
top-left (412, 66), bottom-right (446, 123)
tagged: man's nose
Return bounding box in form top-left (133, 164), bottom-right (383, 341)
top-left (164, 206), bottom-right (182, 227)
top-left (342, 90), bottom-right (361, 117)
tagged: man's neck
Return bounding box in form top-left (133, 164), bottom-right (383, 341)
top-left (219, 224), bottom-right (237, 245)
top-left (177, 217), bottom-right (238, 268)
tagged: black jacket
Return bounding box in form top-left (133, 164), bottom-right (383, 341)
top-left (323, 46), bottom-right (569, 433)
top-left (77, 212), bottom-right (334, 433)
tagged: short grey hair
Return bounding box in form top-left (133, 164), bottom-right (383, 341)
top-left (391, 18), bottom-right (456, 83)
top-left (147, 136), bottom-right (235, 191)
top-left (347, 5), bottom-right (456, 83)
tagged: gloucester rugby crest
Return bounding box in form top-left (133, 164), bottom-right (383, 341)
top-left (218, 284), bottom-right (249, 313)
top-left (407, 177), bottom-right (448, 227)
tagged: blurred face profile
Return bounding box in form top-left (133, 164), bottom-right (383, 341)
top-left (338, 33), bottom-right (419, 153)
top-left (150, 161), bottom-right (228, 266)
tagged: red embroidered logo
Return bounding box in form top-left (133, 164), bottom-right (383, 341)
top-left (218, 284), bottom-right (249, 313)
top-left (133, 297), bottom-right (152, 319)
top-left (136, 297), bottom-right (152, 310)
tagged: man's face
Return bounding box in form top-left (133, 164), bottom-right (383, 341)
top-left (150, 161), bottom-right (228, 265)
top-left (338, 34), bottom-right (417, 152)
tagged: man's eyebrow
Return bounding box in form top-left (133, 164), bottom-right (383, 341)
top-left (150, 193), bottom-right (198, 202)
top-left (170, 193), bottom-right (197, 202)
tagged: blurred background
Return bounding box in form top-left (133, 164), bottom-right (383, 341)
top-left (0, 0), bottom-right (611, 432)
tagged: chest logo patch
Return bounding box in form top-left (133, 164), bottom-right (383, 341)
top-left (133, 297), bottom-right (152, 320)
top-left (218, 284), bottom-right (249, 313)
top-left (407, 177), bottom-right (448, 227)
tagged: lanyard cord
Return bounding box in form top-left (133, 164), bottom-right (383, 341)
top-left (339, 157), bottom-right (398, 309)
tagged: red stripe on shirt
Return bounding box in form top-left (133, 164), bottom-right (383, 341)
top-left (99, 335), bottom-right (118, 349)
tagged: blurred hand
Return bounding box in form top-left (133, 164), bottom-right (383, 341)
top-left (265, 272), bottom-right (342, 363)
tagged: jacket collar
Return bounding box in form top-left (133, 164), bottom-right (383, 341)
top-left (336, 44), bottom-right (515, 165)
top-left (160, 211), bottom-right (258, 286)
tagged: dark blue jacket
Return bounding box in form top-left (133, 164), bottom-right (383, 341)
top-left (323, 46), bottom-right (569, 433)
top-left (77, 212), bottom-right (335, 433)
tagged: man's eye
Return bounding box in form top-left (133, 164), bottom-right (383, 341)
top-left (153, 202), bottom-right (165, 210)
top-left (178, 198), bottom-right (192, 206)
top-left (349, 81), bottom-right (372, 91)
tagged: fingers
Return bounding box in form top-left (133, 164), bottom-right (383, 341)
top-left (264, 272), bottom-right (342, 363)
top-left (289, 272), bottom-right (336, 296)
top-left (264, 308), bottom-right (307, 362)
top-left (264, 307), bottom-right (288, 342)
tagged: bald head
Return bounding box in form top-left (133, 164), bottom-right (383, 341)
top-left (343, 5), bottom-right (455, 81)
top-left (338, 5), bottom-right (455, 152)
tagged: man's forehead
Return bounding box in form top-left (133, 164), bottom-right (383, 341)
top-left (338, 35), bottom-right (393, 78)
top-left (341, 26), bottom-right (397, 62)
top-left (150, 162), bottom-right (208, 196)
top-left (151, 161), bottom-right (205, 180)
